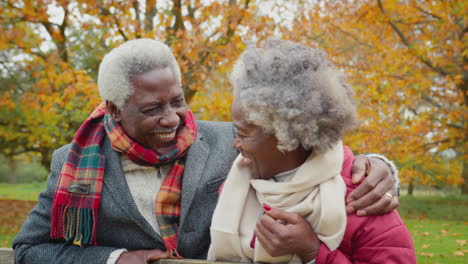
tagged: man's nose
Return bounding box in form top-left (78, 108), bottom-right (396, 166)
top-left (160, 107), bottom-right (180, 127)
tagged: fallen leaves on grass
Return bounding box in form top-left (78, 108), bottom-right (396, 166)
top-left (419, 252), bottom-right (434, 258)
top-left (0, 199), bottom-right (36, 247)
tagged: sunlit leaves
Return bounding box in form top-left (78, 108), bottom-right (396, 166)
top-left (0, 0), bottom-right (465, 190)
top-left (285, 0), bottom-right (467, 190)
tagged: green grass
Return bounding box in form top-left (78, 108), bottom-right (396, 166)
top-left (0, 183), bottom-right (44, 247)
top-left (0, 184), bottom-right (466, 263)
top-left (0, 157), bottom-right (47, 183)
top-left (0, 231), bottom-right (17, 248)
top-left (0, 182), bottom-right (46, 201)
top-left (399, 195), bottom-right (468, 263)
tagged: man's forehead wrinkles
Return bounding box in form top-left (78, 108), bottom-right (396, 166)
top-left (132, 90), bottom-right (184, 106)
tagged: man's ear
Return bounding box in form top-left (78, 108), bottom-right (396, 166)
top-left (106, 101), bottom-right (122, 122)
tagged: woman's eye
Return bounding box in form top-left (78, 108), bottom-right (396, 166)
top-left (172, 98), bottom-right (185, 107)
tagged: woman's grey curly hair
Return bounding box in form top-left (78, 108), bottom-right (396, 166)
top-left (230, 39), bottom-right (358, 153)
top-left (98, 38), bottom-right (182, 109)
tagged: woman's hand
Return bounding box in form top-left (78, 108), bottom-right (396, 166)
top-left (346, 155), bottom-right (399, 216)
top-left (254, 205), bottom-right (321, 263)
top-left (116, 249), bottom-right (168, 264)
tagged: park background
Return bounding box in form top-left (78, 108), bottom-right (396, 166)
top-left (0, 0), bottom-right (466, 263)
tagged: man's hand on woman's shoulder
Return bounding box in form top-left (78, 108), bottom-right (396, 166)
top-left (346, 155), bottom-right (399, 216)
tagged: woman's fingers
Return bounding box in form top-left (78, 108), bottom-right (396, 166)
top-left (263, 204), bottom-right (301, 224)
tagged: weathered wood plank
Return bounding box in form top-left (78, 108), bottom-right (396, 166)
top-left (152, 259), bottom-right (239, 264)
top-left (0, 248), bottom-right (14, 264)
top-left (1, 247), bottom-right (239, 264)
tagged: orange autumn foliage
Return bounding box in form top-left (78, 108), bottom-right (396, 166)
top-left (0, 0), bottom-right (465, 192)
top-left (284, 0), bottom-right (466, 191)
top-left (0, 0), bottom-right (272, 167)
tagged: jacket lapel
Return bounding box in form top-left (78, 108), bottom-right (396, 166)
top-left (101, 138), bottom-right (163, 244)
top-left (180, 130), bottom-right (209, 227)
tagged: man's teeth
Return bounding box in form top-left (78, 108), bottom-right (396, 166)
top-left (156, 131), bottom-right (176, 139)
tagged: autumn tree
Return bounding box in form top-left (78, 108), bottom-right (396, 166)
top-left (0, 0), bottom-right (275, 172)
top-left (0, 0), bottom-right (101, 169)
top-left (2, 0), bottom-right (464, 193)
top-left (286, 0), bottom-right (466, 193)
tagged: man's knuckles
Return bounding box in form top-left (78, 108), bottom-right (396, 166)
top-left (369, 189), bottom-right (382, 201)
top-left (362, 178), bottom-right (378, 190)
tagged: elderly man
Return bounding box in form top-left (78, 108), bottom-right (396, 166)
top-left (13, 39), bottom-right (399, 264)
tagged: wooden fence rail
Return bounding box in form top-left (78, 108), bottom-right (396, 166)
top-left (0, 248), bottom-right (13, 264)
top-left (0, 248), bottom-right (239, 264)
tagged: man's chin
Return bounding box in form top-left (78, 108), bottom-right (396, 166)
top-left (151, 142), bottom-right (177, 155)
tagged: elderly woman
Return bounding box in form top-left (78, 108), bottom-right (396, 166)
top-left (208, 39), bottom-right (416, 263)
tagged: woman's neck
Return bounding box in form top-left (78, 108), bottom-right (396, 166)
top-left (275, 147), bottom-right (312, 175)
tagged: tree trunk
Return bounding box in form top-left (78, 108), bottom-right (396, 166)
top-left (461, 78), bottom-right (468, 194)
top-left (7, 156), bottom-right (16, 184)
top-left (40, 150), bottom-right (53, 174)
top-left (461, 151), bottom-right (468, 194)
top-left (408, 178), bottom-right (414, 196)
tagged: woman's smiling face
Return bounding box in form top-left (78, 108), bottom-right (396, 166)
top-left (231, 96), bottom-right (295, 180)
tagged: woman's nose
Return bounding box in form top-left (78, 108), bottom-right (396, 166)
top-left (232, 137), bottom-right (242, 150)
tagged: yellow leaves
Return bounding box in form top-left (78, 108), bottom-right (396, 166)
top-left (457, 240), bottom-right (467, 247)
top-left (419, 252), bottom-right (434, 258)
top-left (440, 229), bottom-right (449, 236)
top-left (287, 0), bottom-right (466, 188)
top-left (0, 0), bottom-right (464, 192)
top-left (190, 84), bottom-right (233, 122)
top-left (452, 239), bottom-right (467, 256)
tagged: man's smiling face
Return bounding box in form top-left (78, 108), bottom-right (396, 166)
top-left (109, 67), bottom-right (188, 155)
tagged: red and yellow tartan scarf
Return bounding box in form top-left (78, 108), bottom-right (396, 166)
top-left (51, 102), bottom-right (197, 251)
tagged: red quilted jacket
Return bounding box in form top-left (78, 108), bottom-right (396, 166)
top-left (316, 147), bottom-right (416, 264)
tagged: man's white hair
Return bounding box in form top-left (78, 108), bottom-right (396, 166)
top-left (98, 38), bottom-right (182, 109)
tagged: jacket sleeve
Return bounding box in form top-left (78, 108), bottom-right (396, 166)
top-left (316, 243), bottom-right (352, 264)
top-left (13, 147), bottom-right (118, 264)
top-left (316, 211), bottom-right (416, 264)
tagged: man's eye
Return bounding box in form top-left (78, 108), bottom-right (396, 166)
top-left (143, 107), bottom-right (160, 115)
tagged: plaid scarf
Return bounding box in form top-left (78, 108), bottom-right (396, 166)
top-left (51, 102), bottom-right (197, 250)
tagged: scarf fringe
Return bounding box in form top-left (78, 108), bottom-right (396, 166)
top-left (51, 205), bottom-right (97, 246)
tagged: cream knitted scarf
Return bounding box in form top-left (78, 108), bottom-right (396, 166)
top-left (208, 141), bottom-right (346, 263)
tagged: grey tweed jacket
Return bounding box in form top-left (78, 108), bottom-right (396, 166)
top-left (13, 121), bottom-right (239, 264)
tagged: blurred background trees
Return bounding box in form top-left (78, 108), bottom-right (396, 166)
top-left (0, 0), bottom-right (466, 194)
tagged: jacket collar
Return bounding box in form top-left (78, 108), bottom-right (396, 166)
top-left (180, 129), bottom-right (209, 227)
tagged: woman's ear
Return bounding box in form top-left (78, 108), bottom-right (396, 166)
top-left (106, 101), bottom-right (122, 122)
